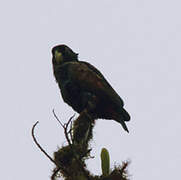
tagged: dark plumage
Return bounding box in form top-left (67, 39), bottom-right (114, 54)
top-left (52, 45), bottom-right (130, 132)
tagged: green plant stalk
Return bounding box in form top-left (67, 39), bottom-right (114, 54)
top-left (101, 148), bottom-right (110, 176)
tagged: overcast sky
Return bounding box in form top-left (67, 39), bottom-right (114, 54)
top-left (1, 0), bottom-right (181, 179)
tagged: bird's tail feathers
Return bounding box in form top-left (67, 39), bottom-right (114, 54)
top-left (116, 119), bottom-right (129, 133)
top-left (115, 108), bottom-right (130, 132)
top-left (121, 108), bottom-right (131, 121)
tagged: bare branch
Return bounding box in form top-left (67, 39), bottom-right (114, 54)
top-left (52, 109), bottom-right (64, 128)
top-left (52, 110), bottom-right (74, 145)
top-left (69, 121), bottom-right (74, 143)
top-left (32, 121), bottom-right (55, 164)
top-left (64, 116), bottom-right (75, 146)
top-left (31, 121), bottom-right (70, 176)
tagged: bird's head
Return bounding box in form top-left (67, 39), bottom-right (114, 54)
top-left (52, 45), bottom-right (78, 65)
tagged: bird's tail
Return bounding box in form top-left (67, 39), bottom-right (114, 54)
top-left (116, 108), bottom-right (130, 133)
top-left (121, 108), bottom-right (131, 122)
top-left (116, 119), bottom-right (129, 133)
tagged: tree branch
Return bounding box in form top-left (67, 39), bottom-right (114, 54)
top-left (31, 121), bottom-right (70, 177)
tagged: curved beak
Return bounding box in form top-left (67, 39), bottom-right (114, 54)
top-left (55, 50), bottom-right (63, 64)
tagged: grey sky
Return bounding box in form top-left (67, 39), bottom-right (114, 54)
top-left (1, 0), bottom-right (181, 179)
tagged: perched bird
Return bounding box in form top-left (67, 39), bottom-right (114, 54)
top-left (52, 45), bottom-right (130, 132)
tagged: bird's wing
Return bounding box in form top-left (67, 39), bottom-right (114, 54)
top-left (66, 61), bottom-right (124, 107)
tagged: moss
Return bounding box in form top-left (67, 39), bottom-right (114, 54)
top-left (54, 146), bottom-right (74, 167)
top-left (52, 112), bottom-right (130, 180)
top-left (73, 110), bottom-right (94, 145)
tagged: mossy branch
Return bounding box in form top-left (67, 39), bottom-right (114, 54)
top-left (32, 110), bottom-right (130, 180)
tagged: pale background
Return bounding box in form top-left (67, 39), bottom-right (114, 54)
top-left (0, 0), bottom-right (180, 179)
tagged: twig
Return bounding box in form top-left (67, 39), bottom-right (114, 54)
top-left (69, 121), bottom-right (73, 143)
top-left (64, 115), bottom-right (75, 146)
top-left (32, 121), bottom-right (55, 163)
top-left (52, 109), bottom-right (64, 127)
top-left (31, 121), bottom-right (70, 176)
top-left (53, 110), bottom-right (75, 145)
top-left (51, 167), bottom-right (61, 180)
top-left (52, 111), bottom-right (91, 180)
